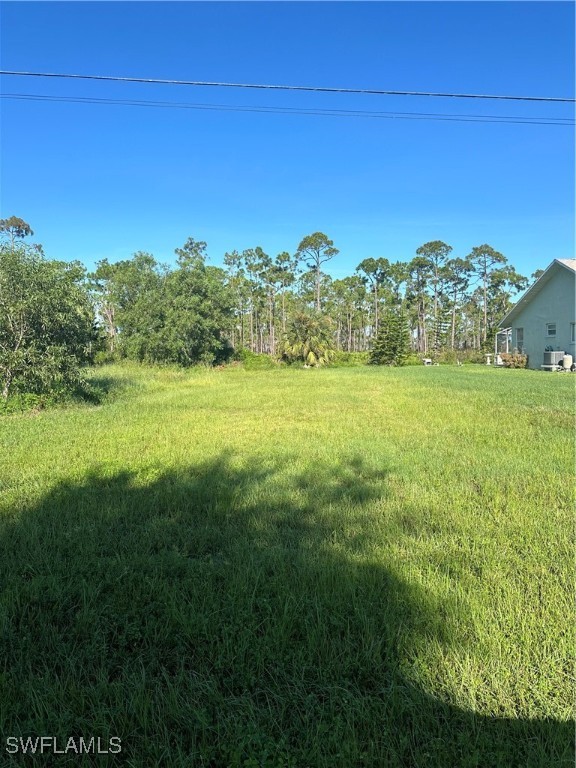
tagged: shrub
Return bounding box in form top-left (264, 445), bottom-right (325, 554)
top-left (94, 350), bottom-right (119, 366)
top-left (441, 349), bottom-right (486, 365)
top-left (423, 348), bottom-right (488, 365)
top-left (330, 351), bottom-right (369, 367)
top-left (499, 352), bottom-right (528, 369)
top-left (234, 349), bottom-right (279, 370)
top-left (434, 348), bottom-right (459, 365)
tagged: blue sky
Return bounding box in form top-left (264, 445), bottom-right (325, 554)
top-left (1, 1), bottom-right (574, 280)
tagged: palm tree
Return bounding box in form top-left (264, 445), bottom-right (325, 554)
top-left (279, 312), bottom-right (334, 367)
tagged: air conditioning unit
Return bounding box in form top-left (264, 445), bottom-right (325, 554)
top-left (543, 351), bottom-right (564, 365)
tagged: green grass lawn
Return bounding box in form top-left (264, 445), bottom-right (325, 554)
top-left (0, 363), bottom-right (573, 767)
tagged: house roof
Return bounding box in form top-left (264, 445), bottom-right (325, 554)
top-left (499, 259), bottom-right (576, 328)
top-left (556, 259), bottom-right (576, 272)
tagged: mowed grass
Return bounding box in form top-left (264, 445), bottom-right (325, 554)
top-left (0, 363), bottom-right (573, 767)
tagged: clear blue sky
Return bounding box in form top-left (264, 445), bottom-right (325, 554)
top-left (1, 1), bottom-right (574, 280)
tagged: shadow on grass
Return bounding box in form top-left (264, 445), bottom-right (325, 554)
top-left (0, 454), bottom-right (572, 767)
top-left (76, 372), bottom-right (136, 405)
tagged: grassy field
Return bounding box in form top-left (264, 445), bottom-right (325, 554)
top-left (0, 363), bottom-right (573, 767)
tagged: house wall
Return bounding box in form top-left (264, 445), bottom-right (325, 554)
top-left (510, 267), bottom-right (575, 369)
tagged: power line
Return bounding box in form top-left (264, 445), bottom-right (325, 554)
top-left (0, 70), bottom-right (574, 103)
top-left (2, 93), bottom-right (573, 126)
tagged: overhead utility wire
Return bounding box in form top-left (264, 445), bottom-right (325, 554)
top-left (0, 70), bottom-right (574, 103)
top-left (2, 93), bottom-right (573, 126)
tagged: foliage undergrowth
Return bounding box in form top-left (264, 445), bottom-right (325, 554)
top-left (233, 349), bottom-right (281, 370)
top-left (499, 352), bottom-right (528, 369)
top-left (329, 350), bottom-right (370, 366)
top-left (0, 364), bottom-right (573, 767)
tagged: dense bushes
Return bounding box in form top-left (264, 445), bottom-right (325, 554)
top-left (432, 348), bottom-right (485, 365)
top-left (0, 243), bottom-right (96, 400)
top-left (330, 351), bottom-right (370, 367)
top-left (499, 352), bottom-right (528, 369)
top-left (233, 349), bottom-right (280, 369)
top-left (92, 241), bottom-right (235, 368)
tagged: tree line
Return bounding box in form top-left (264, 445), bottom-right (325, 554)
top-left (93, 231), bottom-right (529, 359)
top-left (0, 217), bottom-right (532, 400)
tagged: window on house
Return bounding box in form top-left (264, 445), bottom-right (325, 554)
top-left (546, 323), bottom-right (556, 337)
top-left (571, 323), bottom-right (575, 343)
top-left (516, 327), bottom-right (524, 352)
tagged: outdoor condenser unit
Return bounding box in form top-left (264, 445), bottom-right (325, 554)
top-left (543, 351), bottom-right (565, 365)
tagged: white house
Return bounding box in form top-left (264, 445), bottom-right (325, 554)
top-left (498, 259), bottom-right (576, 370)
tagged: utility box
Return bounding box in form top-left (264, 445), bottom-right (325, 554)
top-left (543, 351), bottom-right (565, 366)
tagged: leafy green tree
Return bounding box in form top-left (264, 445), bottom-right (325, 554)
top-left (430, 306), bottom-right (451, 353)
top-left (387, 261), bottom-right (409, 305)
top-left (223, 249), bottom-right (249, 349)
top-left (240, 247), bottom-right (269, 352)
top-left (0, 216), bottom-right (34, 253)
top-left (441, 257), bottom-right (473, 349)
top-left (330, 276), bottom-right (368, 352)
top-left (0, 242), bottom-right (95, 399)
top-left (297, 269), bottom-right (334, 315)
top-left (91, 252), bottom-right (163, 358)
top-left (252, 248), bottom-right (287, 355)
top-left (484, 266), bottom-right (527, 345)
top-left (295, 232), bottom-right (339, 311)
top-left (356, 257), bottom-right (391, 338)
top-left (415, 241), bottom-right (452, 339)
top-left (468, 244), bottom-right (507, 345)
top-left (406, 256), bottom-right (432, 354)
top-left (274, 251), bottom-right (299, 333)
top-left (331, 277), bottom-right (359, 351)
top-left (280, 312), bottom-right (335, 367)
top-left (369, 308), bottom-right (410, 366)
top-left (89, 259), bottom-right (120, 354)
top-left (91, 240), bottom-right (233, 366)
top-left (163, 240), bottom-right (234, 365)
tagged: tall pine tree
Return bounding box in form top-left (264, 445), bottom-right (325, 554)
top-left (369, 307), bottom-right (410, 366)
